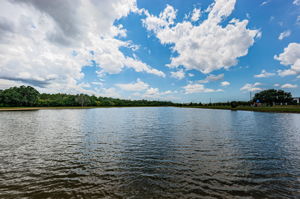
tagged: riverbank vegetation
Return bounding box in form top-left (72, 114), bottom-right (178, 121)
top-left (0, 86), bottom-right (300, 113)
top-left (0, 86), bottom-right (175, 107)
top-left (185, 105), bottom-right (300, 113)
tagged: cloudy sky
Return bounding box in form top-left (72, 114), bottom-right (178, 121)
top-left (0, 0), bottom-right (299, 103)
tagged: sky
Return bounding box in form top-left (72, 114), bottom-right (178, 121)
top-left (0, 0), bottom-right (299, 103)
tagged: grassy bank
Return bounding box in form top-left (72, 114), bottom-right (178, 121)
top-left (185, 105), bottom-right (300, 113)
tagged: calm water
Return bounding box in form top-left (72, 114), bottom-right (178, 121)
top-left (0, 107), bottom-right (300, 199)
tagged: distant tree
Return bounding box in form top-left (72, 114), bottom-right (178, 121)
top-left (0, 86), bottom-right (40, 106)
top-left (75, 94), bottom-right (90, 107)
top-left (230, 101), bottom-right (238, 108)
top-left (253, 89), bottom-right (293, 106)
top-left (0, 85), bottom-right (177, 107)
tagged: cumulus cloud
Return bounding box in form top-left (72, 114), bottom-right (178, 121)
top-left (136, 87), bottom-right (174, 100)
top-left (98, 87), bottom-right (121, 98)
top-left (0, 79), bottom-right (23, 90)
top-left (271, 83), bottom-right (298, 89)
top-left (142, 4), bottom-right (177, 33)
top-left (297, 16), bottom-right (300, 25)
top-left (221, 81), bottom-right (230, 86)
top-left (275, 43), bottom-right (300, 77)
top-left (91, 81), bottom-right (103, 87)
top-left (123, 57), bottom-right (165, 77)
top-left (183, 83), bottom-right (223, 94)
top-left (198, 74), bottom-right (224, 83)
top-left (278, 30), bottom-right (291, 40)
top-left (0, 0), bottom-right (164, 93)
top-left (240, 82), bottom-right (262, 92)
top-left (142, 0), bottom-right (260, 74)
top-left (254, 70), bottom-right (275, 78)
top-left (170, 69), bottom-right (185, 79)
top-left (191, 8), bottom-right (201, 22)
top-left (116, 78), bottom-right (149, 91)
top-left (261, 1), bottom-right (271, 6)
top-left (281, 83), bottom-right (298, 89)
top-left (277, 69), bottom-right (298, 77)
top-left (293, 0), bottom-right (300, 6)
top-left (115, 79), bottom-right (175, 100)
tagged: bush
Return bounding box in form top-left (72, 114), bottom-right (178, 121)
top-left (230, 101), bottom-right (238, 108)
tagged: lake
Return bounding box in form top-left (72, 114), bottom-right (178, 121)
top-left (0, 107), bottom-right (299, 198)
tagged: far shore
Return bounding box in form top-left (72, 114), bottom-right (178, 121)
top-left (185, 105), bottom-right (300, 114)
top-left (0, 106), bottom-right (172, 111)
top-left (1, 105), bottom-right (300, 113)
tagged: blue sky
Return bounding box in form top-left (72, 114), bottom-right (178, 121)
top-left (0, 0), bottom-right (299, 103)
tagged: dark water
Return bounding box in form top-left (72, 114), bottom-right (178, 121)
top-left (0, 107), bottom-right (300, 199)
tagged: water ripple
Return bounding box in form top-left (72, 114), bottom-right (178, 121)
top-left (0, 108), bottom-right (300, 198)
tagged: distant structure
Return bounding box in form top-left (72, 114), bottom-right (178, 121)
top-left (293, 97), bottom-right (300, 104)
top-left (253, 99), bottom-right (262, 107)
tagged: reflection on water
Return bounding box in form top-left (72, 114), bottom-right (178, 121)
top-left (0, 107), bottom-right (299, 198)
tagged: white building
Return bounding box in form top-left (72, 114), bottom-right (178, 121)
top-left (293, 97), bottom-right (300, 104)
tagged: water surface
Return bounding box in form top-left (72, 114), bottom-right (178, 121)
top-left (0, 107), bottom-right (299, 198)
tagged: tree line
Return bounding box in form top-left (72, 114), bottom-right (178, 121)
top-left (252, 89), bottom-right (294, 106)
top-left (0, 86), bottom-right (175, 107)
top-left (0, 86), bottom-right (297, 107)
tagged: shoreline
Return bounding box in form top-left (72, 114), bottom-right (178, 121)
top-left (0, 106), bottom-right (172, 111)
top-left (1, 106), bottom-right (300, 113)
top-left (184, 106), bottom-right (300, 114)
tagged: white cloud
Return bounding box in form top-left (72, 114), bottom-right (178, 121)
top-left (281, 83), bottom-right (298, 89)
top-left (278, 30), bottom-right (291, 40)
top-left (221, 81), bottom-right (230, 86)
top-left (0, 0), bottom-right (164, 93)
top-left (275, 43), bottom-right (300, 77)
top-left (98, 87), bottom-right (121, 98)
top-left (142, 4), bottom-right (177, 33)
top-left (145, 87), bottom-right (159, 96)
top-left (170, 69), bottom-right (185, 79)
top-left (116, 78), bottom-right (149, 91)
top-left (293, 0), bottom-right (300, 6)
top-left (277, 69), bottom-right (298, 77)
top-left (198, 74), bottom-right (224, 83)
top-left (274, 83), bottom-right (280, 87)
top-left (91, 81), bottom-right (104, 86)
top-left (124, 57), bottom-right (165, 77)
top-left (0, 79), bottom-right (23, 90)
top-left (254, 70), bottom-right (275, 78)
top-left (191, 8), bottom-right (201, 22)
top-left (297, 16), bottom-right (300, 25)
top-left (183, 83), bottom-right (223, 94)
top-left (139, 87), bottom-right (174, 100)
top-left (142, 0), bottom-right (260, 74)
top-left (261, 1), bottom-right (271, 6)
top-left (116, 79), bottom-right (176, 100)
top-left (240, 82), bottom-right (262, 92)
top-left (188, 73), bottom-right (194, 77)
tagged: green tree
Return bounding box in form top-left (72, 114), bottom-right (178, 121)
top-left (75, 94), bottom-right (90, 107)
top-left (0, 86), bottom-right (40, 106)
top-left (0, 85), bottom-right (177, 107)
top-left (253, 89), bottom-right (293, 106)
